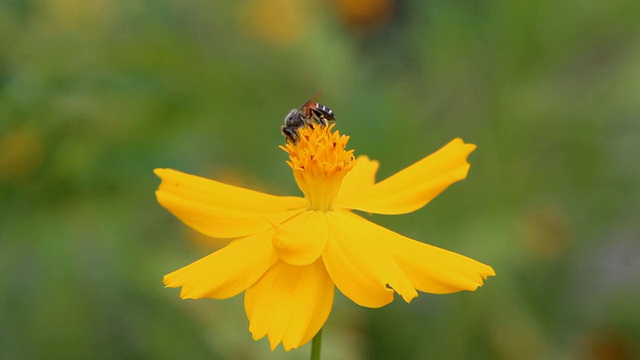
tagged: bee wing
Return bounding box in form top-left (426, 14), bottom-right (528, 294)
top-left (298, 92), bottom-right (323, 115)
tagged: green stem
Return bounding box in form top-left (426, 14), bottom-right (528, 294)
top-left (310, 328), bottom-right (323, 360)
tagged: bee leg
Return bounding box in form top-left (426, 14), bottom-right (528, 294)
top-left (308, 109), bottom-right (326, 126)
top-left (281, 126), bottom-right (299, 143)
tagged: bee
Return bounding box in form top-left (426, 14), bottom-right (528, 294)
top-left (281, 96), bottom-right (336, 143)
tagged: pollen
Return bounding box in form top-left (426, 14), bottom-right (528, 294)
top-left (281, 124), bottom-right (355, 175)
top-left (280, 124), bottom-right (355, 211)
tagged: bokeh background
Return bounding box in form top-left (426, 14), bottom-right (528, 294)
top-left (2, 0), bottom-right (639, 359)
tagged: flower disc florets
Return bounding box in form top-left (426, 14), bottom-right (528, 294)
top-left (280, 124), bottom-right (355, 211)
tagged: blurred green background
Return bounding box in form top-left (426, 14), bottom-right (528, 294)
top-left (2, 0), bottom-right (639, 359)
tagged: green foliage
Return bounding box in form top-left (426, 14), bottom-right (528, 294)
top-left (1, 0), bottom-right (639, 358)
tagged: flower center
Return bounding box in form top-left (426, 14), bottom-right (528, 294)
top-left (280, 124), bottom-right (355, 211)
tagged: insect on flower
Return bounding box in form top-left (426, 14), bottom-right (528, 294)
top-left (155, 101), bottom-right (495, 351)
top-left (281, 94), bottom-right (336, 143)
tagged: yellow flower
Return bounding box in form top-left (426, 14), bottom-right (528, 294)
top-left (155, 124), bottom-right (495, 351)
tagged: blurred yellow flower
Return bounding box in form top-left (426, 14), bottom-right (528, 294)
top-left (0, 125), bottom-right (44, 181)
top-left (155, 124), bottom-right (494, 351)
top-left (237, 0), bottom-right (308, 45)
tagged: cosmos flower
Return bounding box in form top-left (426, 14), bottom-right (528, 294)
top-left (155, 124), bottom-right (494, 351)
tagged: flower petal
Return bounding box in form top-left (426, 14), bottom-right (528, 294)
top-left (244, 259), bottom-right (334, 351)
top-left (323, 211), bottom-right (418, 308)
top-left (155, 168), bottom-right (307, 238)
top-left (272, 211), bottom-right (328, 266)
top-left (336, 155), bottom-right (379, 203)
top-left (337, 138), bottom-right (476, 215)
top-left (360, 216), bottom-right (495, 293)
top-left (164, 229), bottom-right (277, 299)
